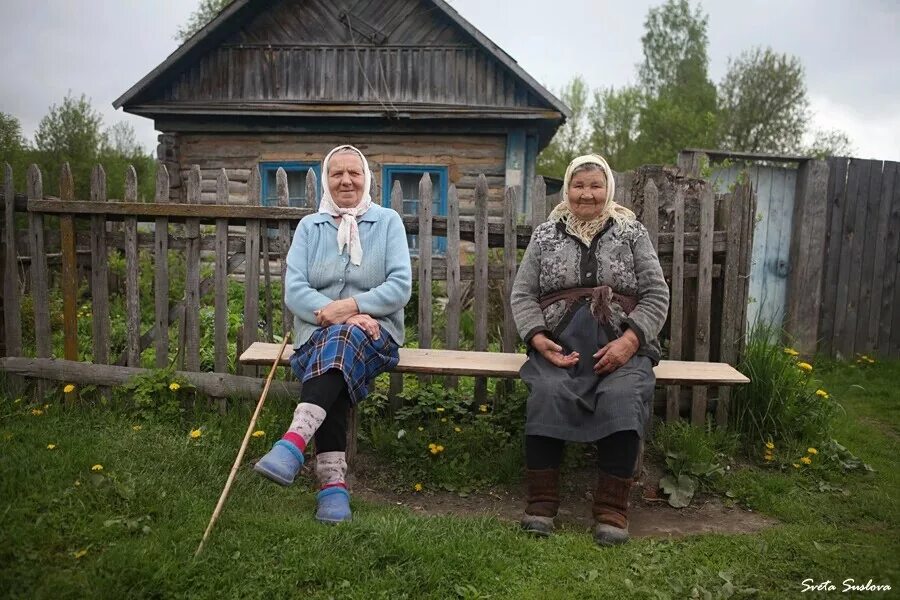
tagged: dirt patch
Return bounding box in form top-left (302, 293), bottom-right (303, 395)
top-left (348, 456), bottom-right (776, 539)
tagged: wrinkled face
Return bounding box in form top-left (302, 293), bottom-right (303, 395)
top-left (567, 167), bottom-right (607, 221)
top-left (328, 151), bottom-right (366, 208)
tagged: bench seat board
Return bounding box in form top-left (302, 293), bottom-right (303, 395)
top-left (240, 343), bottom-right (749, 385)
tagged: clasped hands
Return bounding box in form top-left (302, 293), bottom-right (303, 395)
top-left (314, 298), bottom-right (381, 340)
top-left (530, 329), bottom-right (640, 375)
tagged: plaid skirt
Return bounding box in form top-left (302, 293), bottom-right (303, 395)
top-left (290, 324), bottom-right (400, 405)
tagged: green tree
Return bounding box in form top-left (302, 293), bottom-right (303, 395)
top-left (176, 0), bottom-right (232, 43)
top-left (33, 94), bottom-right (103, 198)
top-left (588, 86), bottom-right (643, 171)
top-left (638, 0), bottom-right (710, 97)
top-left (634, 0), bottom-right (718, 165)
top-left (1, 113), bottom-right (29, 189)
top-left (718, 47), bottom-right (809, 154)
top-left (803, 128), bottom-right (854, 158)
top-left (537, 76), bottom-right (590, 178)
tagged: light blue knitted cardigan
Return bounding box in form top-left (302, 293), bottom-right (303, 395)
top-left (284, 203), bottom-right (412, 349)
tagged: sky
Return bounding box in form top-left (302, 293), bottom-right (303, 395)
top-left (2, 0), bottom-right (898, 161)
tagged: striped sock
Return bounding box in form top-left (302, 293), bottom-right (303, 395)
top-left (316, 451), bottom-right (347, 490)
top-left (282, 402), bottom-right (327, 452)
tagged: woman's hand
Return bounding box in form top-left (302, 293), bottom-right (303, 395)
top-left (314, 298), bottom-right (359, 327)
top-left (531, 332), bottom-right (580, 368)
top-left (593, 329), bottom-right (640, 375)
top-left (346, 313), bottom-right (381, 340)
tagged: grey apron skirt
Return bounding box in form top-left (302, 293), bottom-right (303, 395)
top-left (520, 300), bottom-right (655, 443)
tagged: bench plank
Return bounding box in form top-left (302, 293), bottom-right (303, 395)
top-left (239, 343), bottom-right (750, 385)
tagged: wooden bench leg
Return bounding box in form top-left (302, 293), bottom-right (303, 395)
top-left (346, 405), bottom-right (358, 466)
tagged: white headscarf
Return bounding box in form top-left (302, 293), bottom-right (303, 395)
top-left (547, 153), bottom-right (636, 245)
top-left (318, 144), bottom-right (374, 266)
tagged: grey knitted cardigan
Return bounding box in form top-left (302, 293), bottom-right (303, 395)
top-left (511, 217), bottom-right (670, 363)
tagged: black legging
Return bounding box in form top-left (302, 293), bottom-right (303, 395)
top-left (299, 369), bottom-right (351, 454)
top-left (526, 430), bottom-right (640, 478)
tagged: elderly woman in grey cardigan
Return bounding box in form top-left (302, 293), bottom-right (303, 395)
top-left (511, 153), bottom-right (668, 546)
top-left (254, 144), bottom-right (412, 524)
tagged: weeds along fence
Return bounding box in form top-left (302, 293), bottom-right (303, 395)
top-left (1, 161), bottom-right (753, 425)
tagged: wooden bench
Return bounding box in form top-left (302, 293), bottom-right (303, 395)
top-left (240, 342), bottom-right (749, 468)
top-left (240, 343), bottom-right (750, 385)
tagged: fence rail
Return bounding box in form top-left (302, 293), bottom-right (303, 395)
top-left (1, 160), bottom-right (753, 424)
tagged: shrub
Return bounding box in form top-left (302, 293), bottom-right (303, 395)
top-left (729, 322), bottom-right (841, 453)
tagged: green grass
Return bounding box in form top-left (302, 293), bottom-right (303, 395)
top-left (1, 361), bottom-right (898, 599)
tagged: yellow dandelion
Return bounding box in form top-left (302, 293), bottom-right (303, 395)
top-left (797, 362), bottom-right (813, 373)
top-left (252, 430), bottom-right (265, 438)
top-left (765, 441), bottom-right (775, 450)
top-left (800, 456), bottom-right (812, 465)
top-left (47, 443), bottom-right (57, 450)
top-left (436, 407), bottom-right (445, 413)
top-left (436, 445), bottom-right (444, 453)
top-left (414, 483), bottom-right (423, 492)
top-left (31, 408), bottom-right (43, 416)
top-left (783, 347), bottom-right (799, 356)
top-left (763, 455), bottom-right (774, 462)
top-left (74, 480), bottom-right (81, 487)
top-left (190, 429), bottom-right (202, 439)
top-left (454, 427), bottom-right (462, 433)
top-left (429, 447), bottom-right (439, 455)
top-left (63, 384), bottom-right (75, 394)
top-left (73, 549), bottom-right (88, 559)
top-left (91, 464), bottom-right (103, 472)
top-left (807, 447), bottom-right (818, 455)
top-left (169, 382), bottom-right (181, 392)
top-left (479, 404), bottom-right (488, 413)
top-left (132, 425), bottom-right (142, 431)
top-left (792, 463), bottom-right (800, 469)
top-left (440, 417), bottom-right (447, 423)
top-left (43, 404), bottom-right (50, 410)
top-left (815, 389), bottom-right (829, 398)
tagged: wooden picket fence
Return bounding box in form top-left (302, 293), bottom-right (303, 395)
top-left (1, 160), bottom-right (753, 425)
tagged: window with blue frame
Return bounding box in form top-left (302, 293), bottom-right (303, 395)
top-left (259, 162), bottom-right (321, 207)
top-left (382, 166), bottom-right (448, 254)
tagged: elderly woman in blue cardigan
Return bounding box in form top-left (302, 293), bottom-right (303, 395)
top-left (255, 144), bottom-right (412, 523)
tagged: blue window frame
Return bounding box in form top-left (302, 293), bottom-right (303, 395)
top-left (259, 161), bottom-right (321, 207)
top-left (382, 165), bottom-right (449, 254)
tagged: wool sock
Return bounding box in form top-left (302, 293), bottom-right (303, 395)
top-left (315, 451), bottom-right (348, 490)
top-left (282, 402), bottom-right (328, 452)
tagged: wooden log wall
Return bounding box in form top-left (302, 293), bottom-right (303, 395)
top-left (1, 161), bottom-right (749, 424)
top-left (168, 133), bottom-right (507, 213)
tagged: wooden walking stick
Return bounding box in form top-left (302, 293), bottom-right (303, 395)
top-left (195, 334), bottom-right (290, 557)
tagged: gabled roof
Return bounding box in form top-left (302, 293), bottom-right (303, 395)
top-left (113, 0), bottom-right (569, 119)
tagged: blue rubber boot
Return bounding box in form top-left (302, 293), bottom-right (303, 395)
top-left (315, 487), bottom-right (352, 524)
top-left (254, 440), bottom-right (304, 486)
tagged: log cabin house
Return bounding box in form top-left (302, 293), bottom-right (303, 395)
top-left (114, 0), bottom-right (569, 252)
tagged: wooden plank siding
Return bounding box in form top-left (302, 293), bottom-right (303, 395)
top-left (818, 158), bottom-right (900, 359)
top-left (138, 0), bottom-right (548, 112)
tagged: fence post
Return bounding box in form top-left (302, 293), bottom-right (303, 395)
top-left (387, 180), bottom-right (404, 408)
top-left (418, 173), bottom-right (433, 363)
top-left (242, 167), bottom-right (261, 376)
top-left (59, 163), bottom-right (78, 362)
top-left (154, 163), bottom-right (170, 369)
top-left (2, 164), bottom-right (22, 363)
top-left (692, 182), bottom-right (714, 425)
top-left (89, 166), bottom-right (110, 366)
top-left (666, 187), bottom-right (685, 422)
top-left (445, 184), bottom-right (461, 389)
top-left (183, 166), bottom-right (201, 371)
top-left (214, 169), bottom-right (230, 375)
top-left (123, 166), bottom-right (141, 368)
top-left (473, 174), bottom-right (489, 404)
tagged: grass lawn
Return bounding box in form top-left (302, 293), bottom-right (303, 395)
top-left (1, 361), bottom-right (897, 599)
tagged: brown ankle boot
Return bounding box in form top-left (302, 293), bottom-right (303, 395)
top-left (521, 468), bottom-right (560, 536)
top-left (592, 471), bottom-right (633, 546)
